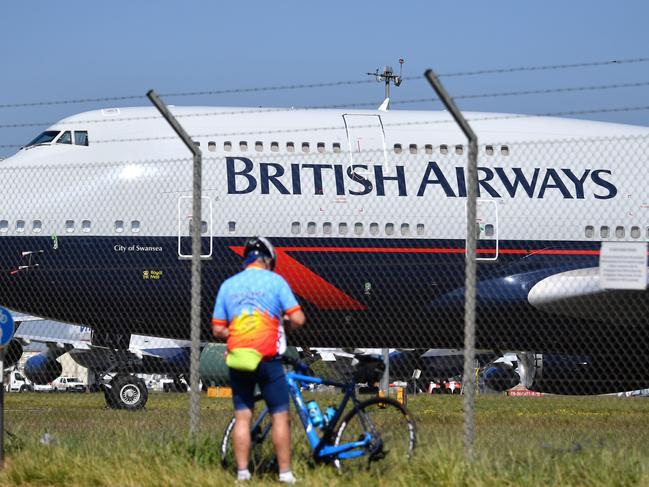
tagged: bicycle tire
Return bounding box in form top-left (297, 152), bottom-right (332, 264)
top-left (333, 397), bottom-right (416, 471)
top-left (220, 407), bottom-right (276, 474)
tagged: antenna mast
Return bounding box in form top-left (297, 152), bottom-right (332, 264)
top-left (367, 58), bottom-right (405, 101)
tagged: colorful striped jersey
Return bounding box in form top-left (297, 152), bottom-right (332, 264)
top-left (212, 264), bottom-right (300, 358)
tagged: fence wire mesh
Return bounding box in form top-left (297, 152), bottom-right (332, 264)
top-left (0, 107), bottom-right (648, 472)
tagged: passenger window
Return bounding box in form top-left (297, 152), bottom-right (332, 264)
top-left (440, 144), bottom-right (448, 155)
top-left (65, 220), bottom-right (74, 233)
top-left (0, 221), bottom-right (7, 232)
top-left (82, 220), bottom-right (91, 233)
top-left (416, 223), bottom-right (425, 236)
top-left (208, 141), bottom-right (216, 152)
top-left (255, 141), bottom-right (263, 152)
top-left (400, 223), bottom-right (410, 236)
top-left (615, 226), bottom-right (625, 238)
top-left (291, 222), bottom-right (300, 235)
top-left (287, 142), bottom-right (295, 153)
top-left (302, 142), bottom-right (310, 153)
top-left (425, 144), bottom-right (433, 155)
top-left (224, 141), bottom-right (232, 152)
top-left (485, 224), bottom-right (495, 237)
top-left (354, 223), bottom-right (363, 235)
top-left (228, 221), bottom-right (236, 233)
top-left (32, 220), bottom-right (42, 233)
top-left (115, 220), bottom-right (124, 233)
top-left (271, 142), bottom-right (279, 152)
top-left (333, 143), bottom-right (341, 153)
top-left (631, 226), bottom-right (640, 239)
top-left (370, 222), bottom-right (379, 235)
top-left (323, 222), bottom-right (332, 234)
top-left (585, 225), bottom-right (594, 238)
top-left (455, 145), bottom-right (464, 155)
top-left (57, 131), bottom-right (72, 145)
top-left (600, 226), bottom-right (609, 238)
top-left (16, 220), bottom-right (25, 232)
top-left (385, 223), bottom-right (394, 236)
top-left (74, 131), bottom-right (89, 146)
top-left (409, 144), bottom-right (418, 155)
top-left (239, 141), bottom-right (248, 151)
top-left (338, 222), bottom-right (348, 235)
top-left (307, 222), bottom-right (316, 234)
top-left (317, 142), bottom-right (325, 153)
top-left (486, 145), bottom-right (494, 156)
top-left (131, 220), bottom-right (140, 233)
top-left (501, 145), bottom-right (510, 156)
top-left (393, 144), bottom-right (402, 154)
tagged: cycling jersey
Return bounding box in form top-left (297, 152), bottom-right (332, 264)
top-left (212, 264), bottom-right (301, 359)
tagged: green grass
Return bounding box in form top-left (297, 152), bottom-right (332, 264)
top-left (0, 392), bottom-right (648, 486)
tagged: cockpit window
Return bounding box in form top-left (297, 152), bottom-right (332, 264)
top-left (74, 131), bottom-right (89, 146)
top-left (25, 130), bottom-right (60, 147)
top-left (57, 131), bottom-right (72, 144)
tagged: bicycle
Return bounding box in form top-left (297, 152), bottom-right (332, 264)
top-left (220, 355), bottom-right (416, 473)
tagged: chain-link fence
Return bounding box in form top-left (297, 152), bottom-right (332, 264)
top-left (0, 100), bottom-right (648, 474)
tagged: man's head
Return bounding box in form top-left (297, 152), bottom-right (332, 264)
top-left (243, 236), bottom-right (277, 270)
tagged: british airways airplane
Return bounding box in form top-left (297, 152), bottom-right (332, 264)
top-left (0, 103), bottom-right (648, 408)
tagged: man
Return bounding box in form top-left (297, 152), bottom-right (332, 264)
top-left (212, 236), bottom-right (306, 484)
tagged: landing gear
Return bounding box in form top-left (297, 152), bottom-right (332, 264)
top-left (91, 331), bottom-right (148, 410)
top-left (105, 374), bottom-right (148, 410)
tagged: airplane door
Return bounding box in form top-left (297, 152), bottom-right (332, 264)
top-left (342, 114), bottom-right (389, 170)
top-left (177, 196), bottom-right (213, 259)
top-left (469, 199), bottom-right (499, 261)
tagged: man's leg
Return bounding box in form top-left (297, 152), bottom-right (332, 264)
top-left (271, 410), bottom-right (291, 472)
top-left (233, 408), bottom-right (253, 471)
top-left (229, 367), bottom-right (256, 479)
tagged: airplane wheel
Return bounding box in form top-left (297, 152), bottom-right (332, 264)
top-left (110, 375), bottom-right (148, 411)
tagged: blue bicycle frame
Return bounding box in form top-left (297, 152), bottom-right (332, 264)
top-left (284, 371), bottom-right (375, 461)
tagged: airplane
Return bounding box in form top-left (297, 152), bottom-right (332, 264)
top-left (0, 100), bottom-right (648, 409)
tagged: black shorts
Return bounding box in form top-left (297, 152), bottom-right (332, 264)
top-left (229, 357), bottom-right (289, 414)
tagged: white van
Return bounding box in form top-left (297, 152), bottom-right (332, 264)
top-left (5, 371), bottom-right (33, 392)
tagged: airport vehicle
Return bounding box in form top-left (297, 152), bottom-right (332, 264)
top-left (1, 104), bottom-right (649, 409)
top-left (220, 356), bottom-right (416, 473)
top-left (5, 370), bottom-right (32, 392)
top-left (33, 382), bottom-right (54, 393)
top-left (51, 376), bottom-right (86, 392)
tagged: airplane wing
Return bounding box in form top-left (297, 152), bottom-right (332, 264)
top-left (528, 267), bottom-right (649, 324)
top-left (15, 320), bottom-right (92, 350)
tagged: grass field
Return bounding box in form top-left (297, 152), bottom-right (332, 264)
top-left (0, 392), bottom-right (648, 486)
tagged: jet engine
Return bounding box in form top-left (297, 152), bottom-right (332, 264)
top-left (517, 352), bottom-right (649, 395)
top-left (24, 353), bottom-right (63, 385)
top-left (483, 363), bottom-right (519, 392)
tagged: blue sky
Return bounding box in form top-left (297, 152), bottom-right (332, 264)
top-left (1, 1), bottom-right (647, 156)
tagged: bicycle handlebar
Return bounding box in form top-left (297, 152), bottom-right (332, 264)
top-left (281, 355), bottom-right (313, 375)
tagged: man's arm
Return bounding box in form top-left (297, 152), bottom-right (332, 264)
top-left (283, 308), bottom-right (305, 332)
top-left (212, 321), bottom-right (229, 339)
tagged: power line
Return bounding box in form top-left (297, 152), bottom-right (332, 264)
top-left (2, 80), bottom-right (648, 130)
top-left (2, 104), bottom-right (648, 148)
top-left (1, 57), bottom-right (647, 110)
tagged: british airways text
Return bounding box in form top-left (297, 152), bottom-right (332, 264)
top-left (225, 157), bottom-right (617, 200)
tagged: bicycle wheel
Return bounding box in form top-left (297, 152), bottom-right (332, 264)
top-left (333, 397), bottom-right (416, 471)
top-left (220, 408), bottom-right (276, 474)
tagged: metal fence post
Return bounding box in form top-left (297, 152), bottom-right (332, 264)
top-left (424, 70), bottom-right (479, 460)
top-left (146, 90), bottom-right (203, 441)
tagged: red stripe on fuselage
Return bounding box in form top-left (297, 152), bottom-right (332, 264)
top-left (229, 246), bottom-right (366, 311)
top-left (266, 246), bottom-right (603, 256)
